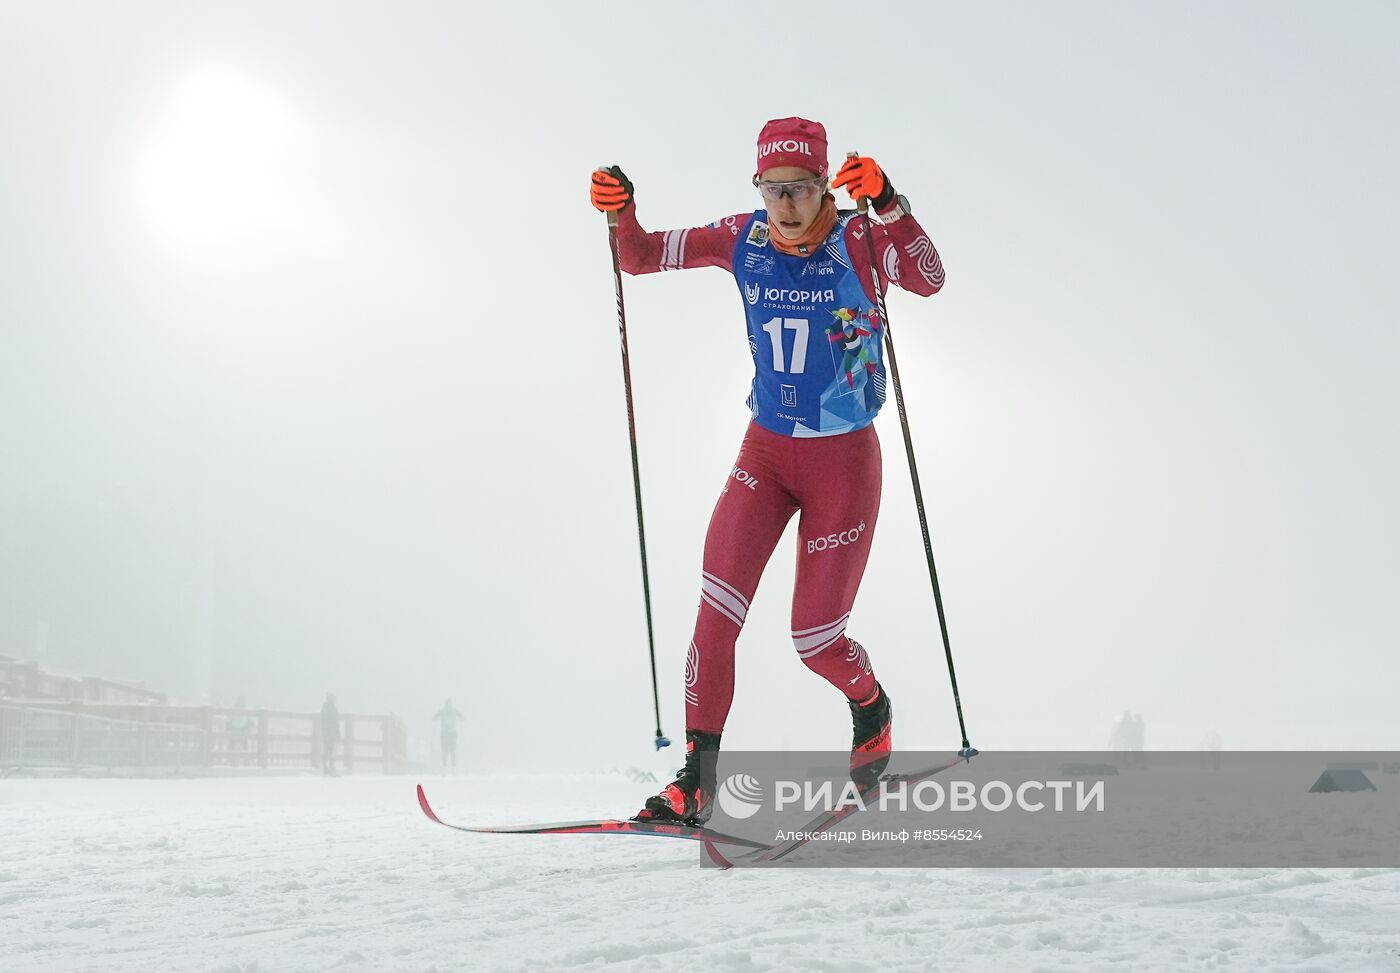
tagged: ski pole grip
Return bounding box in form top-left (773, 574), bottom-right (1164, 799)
top-left (846, 150), bottom-right (869, 215)
top-left (599, 164), bottom-right (621, 226)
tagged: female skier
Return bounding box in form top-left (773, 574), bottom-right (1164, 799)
top-left (590, 117), bottom-right (946, 824)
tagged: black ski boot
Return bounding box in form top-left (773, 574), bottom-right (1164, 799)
top-left (633, 730), bottom-right (722, 825)
top-left (850, 680), bottom-right (893, 791)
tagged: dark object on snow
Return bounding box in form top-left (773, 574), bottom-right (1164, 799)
top-left (1309, 769), bottom-right (1377, 793)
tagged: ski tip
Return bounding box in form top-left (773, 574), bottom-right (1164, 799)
top-left (416, 783), bottom-right (443, 824)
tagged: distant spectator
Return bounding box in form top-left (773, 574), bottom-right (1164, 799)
top-left (320, 693), bottom-right (342, 776)
top-left (1207, 730), bottom-right (1222, 770)
top-left (1110, 710), bottom-right (1146, 769)
top-left (432, 698), bottom-right (465, 770)
top-left (226, 696), bottom-right (254, 767)
top-left (1110, 711), bottom-right (1133, 759)
top-left (1130, 712), bottom-right (1146, 767)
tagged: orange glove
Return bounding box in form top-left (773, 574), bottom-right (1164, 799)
top-left (590, 166), bottom-right (634, 212)
top-left (832, 156), bottom-right (895, 209)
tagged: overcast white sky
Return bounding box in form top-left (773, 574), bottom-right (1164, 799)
top-left (2, 2), bottom-right (1397, 770)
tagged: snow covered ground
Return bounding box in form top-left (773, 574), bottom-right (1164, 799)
top-left (3, 773), bottom-right (1399, 972)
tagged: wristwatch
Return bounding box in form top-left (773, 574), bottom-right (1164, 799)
top-left (877, 194), bottom-right (912, 224)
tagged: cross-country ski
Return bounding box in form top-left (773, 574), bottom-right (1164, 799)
top-left (415, 783), bottom-right (769, 849)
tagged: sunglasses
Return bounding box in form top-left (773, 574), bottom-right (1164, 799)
top-left (753, 177), bottom-right (825, 202)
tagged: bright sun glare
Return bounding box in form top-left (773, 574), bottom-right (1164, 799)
top-left (136, 66), bottom-right (304, 253)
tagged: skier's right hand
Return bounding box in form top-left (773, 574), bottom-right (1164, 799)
top-left (591, 166), bottom-right (634, 212)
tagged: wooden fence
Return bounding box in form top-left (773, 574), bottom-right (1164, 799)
top-left (0, 701), bottom-right (409, 775)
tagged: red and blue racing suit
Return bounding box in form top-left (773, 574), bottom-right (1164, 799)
top-left (614, 198), bottom-right (945, 734)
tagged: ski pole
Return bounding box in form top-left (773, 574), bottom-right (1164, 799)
top-left (605, 204), bottom-right (670, 751)
top-left (847, 152), bottom-right (976, 761)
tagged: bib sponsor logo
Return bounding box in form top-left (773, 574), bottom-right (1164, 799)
top-left (762, 287), bottom-right (835, 305)
top-left (743, 252), bottom-right (774, 276)
top-left (747, 221), bottom-right (771, 247)
top-left (744, 281), bottom-right (761, 305)
top-left (781, 384), bottom-right (798, 408)
top-left (801, 259), bottom-right (836, 277)
top-left (807, 521), bottom-right (868, 554)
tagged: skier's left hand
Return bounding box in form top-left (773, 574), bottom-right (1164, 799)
top-left (833, 156), bottom-right (895, 210)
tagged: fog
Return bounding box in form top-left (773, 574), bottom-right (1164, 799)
top-left (2, 2), bottom-right (1397, 772)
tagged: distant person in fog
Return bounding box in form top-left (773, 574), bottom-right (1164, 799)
top-left (432, 698), bottom-right (465, 771)
top-left (226, 696), bottom-right (254, 767)
top-left (1111, 710), bottom-right (1133, 758)
top-left (1206, 729), bottom-right (1222, 770)
top-left (320, 692), bottom-right (342, 776)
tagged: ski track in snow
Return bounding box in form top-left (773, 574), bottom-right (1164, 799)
top-left (2, 775), bottom-right (1399, 972)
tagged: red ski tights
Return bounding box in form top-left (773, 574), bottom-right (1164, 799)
top-left (685, 420), bottom-right (882, 734)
